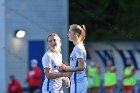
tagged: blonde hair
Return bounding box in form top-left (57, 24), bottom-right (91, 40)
top-left (70, 24), bottom-right (86, 42)
top-left (46, 33), bottom-right (61, 52)
top-left (47, 33), bottom-right (61, 42)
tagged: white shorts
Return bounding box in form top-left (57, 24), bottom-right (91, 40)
top-left (42, 90), bottom-right (63, 93)
top-left (42, 80), bottom-right (63, 93)
top-left (70, 77), bottom-right (88, 93)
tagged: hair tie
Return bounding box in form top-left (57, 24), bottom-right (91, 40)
top-left (81, 25), bottom-right (86, 31)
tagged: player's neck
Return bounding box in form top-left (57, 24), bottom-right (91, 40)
top-left (73, 40), bottom-right (82, 46)
top-left (50, 49), bottom-right (59, 54)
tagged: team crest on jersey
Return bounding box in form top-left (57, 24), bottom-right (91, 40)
top-left (51, 61), bottom-right (57, 68)
top-left (70, 56), bottom-right (76, 61)
top-left (53, 65), bottom-right (57, 68)
top-left (70, 57), bottom-right (73, 61)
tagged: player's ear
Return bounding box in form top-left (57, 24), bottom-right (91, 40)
top-left (75, 33), bottom-right (79, 41)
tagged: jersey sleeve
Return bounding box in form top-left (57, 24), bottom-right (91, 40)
top-left (75, 47), bottom-right (84, 59)
top-left (42, 53), bottom-right (52, 69)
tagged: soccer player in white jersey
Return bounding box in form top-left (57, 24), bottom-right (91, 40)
top-left (42, 33), bottom-right (70, 93)
top-left (59, 24), bottom-right (88, 93)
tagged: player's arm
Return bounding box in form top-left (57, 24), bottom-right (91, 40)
top-left (70, 58), bottom-right (86, 71)
top-left (68, 47), bottom-right (86, 72)
top-left (43, 53), bottom-right (70, 79)
top-left (62, 77), bottom-right (70, 88)
top-left (59, 58), bottom-right (86, 72)
top-left (44, 68), bottom-right (70, 79)
top-left (124, 67), bottom-right (136, 78)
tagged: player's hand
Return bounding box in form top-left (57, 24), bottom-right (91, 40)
top-left (65, 77), bottom-right (70, 88)
top-left (58, 63), bottom-right (67, 72)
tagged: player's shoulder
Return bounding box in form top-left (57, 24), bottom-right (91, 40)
top-left (75, 43), bottom-right (85, 51)
top-left (42, 50), bottom-right (52, 58)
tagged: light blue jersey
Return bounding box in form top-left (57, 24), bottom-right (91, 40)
top-left (70, 43), bottom-right (87, 93)
top-left (42, 49), bottom-right (63, 93)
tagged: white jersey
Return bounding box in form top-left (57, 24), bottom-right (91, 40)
top-left (42, 49), bottom-right (63, 93)
top-left (70, 43), bottom-right (87, 82)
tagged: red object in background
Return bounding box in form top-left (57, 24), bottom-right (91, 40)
top-left (8, 79), bottom-right (23, 93)
top-left (123, 86), bottom-right (134, 91)
top-left (26, 67), bottom-right (42, 87)
top-left (131, 67), bottom-right (136, 74)
top-left (105, 86), bottom-right (115, 91)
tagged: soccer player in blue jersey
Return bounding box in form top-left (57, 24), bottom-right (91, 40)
top-left (42, 33), bottom-right (70, 93)
top-left (59, 24), bottom-right (87, 93)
